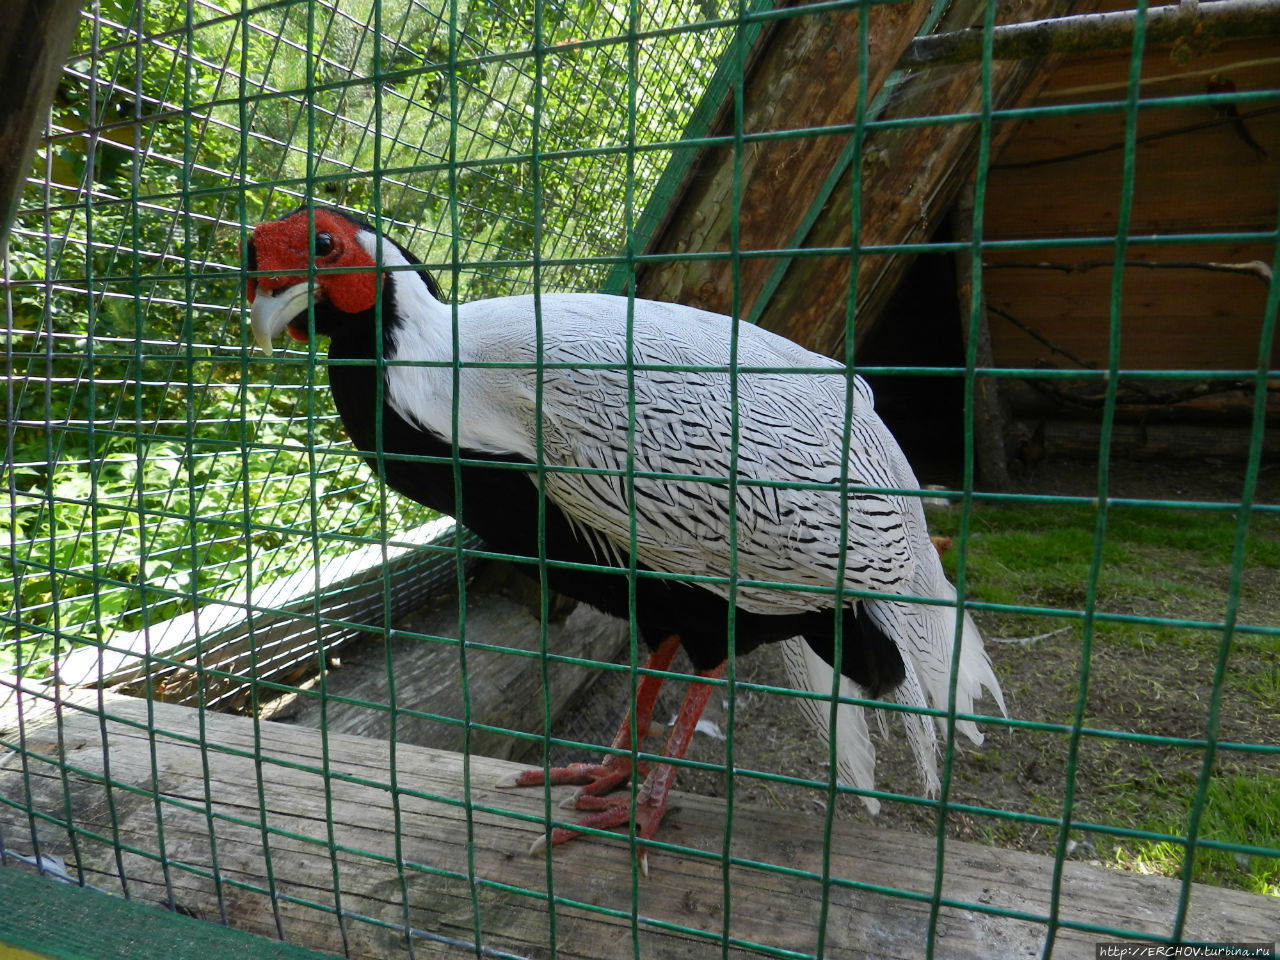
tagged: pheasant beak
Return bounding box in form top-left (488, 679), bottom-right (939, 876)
top-left (248, 281), bottom-right (314, 356)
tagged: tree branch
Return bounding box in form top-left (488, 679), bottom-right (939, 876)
top-left (984, 258), bottom-right (1274, 284)
top-left (900, 0), bottom-right (1280, 70)
top-left (987, 304), bottom-right (1097, 370)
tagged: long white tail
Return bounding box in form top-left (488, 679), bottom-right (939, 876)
top-left (778, 383), bottom-right (1005, 811)
top-left (780, 540), bottom-right (1006, 813)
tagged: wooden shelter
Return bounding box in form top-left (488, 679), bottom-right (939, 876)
top-left (626, 0), bottom-right (1280, 480)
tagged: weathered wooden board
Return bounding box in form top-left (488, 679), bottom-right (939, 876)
top-left (633, 1), bottom-right (934, 324)
top-left (982, 22), bottom-right (1280, 378)
top-left (899, 0), bottom-right (1280, 70)
top-left (983, 243), bottom-right (1277, 372)
top-left (271, 570), bottom-right (630, 763)
top-left (757, 0), bottom-right (1103, 358)
top-left (2, 689), bottom-right (1275, 959)
top-left (984, 37), bottom-right (1280, 240)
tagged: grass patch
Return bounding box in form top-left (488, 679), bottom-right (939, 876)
top-left (908, 499), bottom-right (1280, 896)
top-left (928, 502), bottom-right (1280, 625)
top-left (1107, 774), bottom-right (1280, 897)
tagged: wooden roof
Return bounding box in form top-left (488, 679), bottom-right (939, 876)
top-left (628, 1), bottom-right (1279, 432)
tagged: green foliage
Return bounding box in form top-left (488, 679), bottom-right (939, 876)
top-left (4, 0), bottom-right (733, 674)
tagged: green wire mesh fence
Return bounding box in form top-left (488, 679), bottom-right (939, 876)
top-left (4, 0), bottom-right (743, 677)
top-left (2, 0), bottom-right (1279, 957)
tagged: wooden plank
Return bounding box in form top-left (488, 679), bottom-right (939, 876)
top-left (900, 0), bottom-right (1280, 70)
top-left (974, 17), bottom-right (1279, 425)
top-left (758, 0), bottom-right (1101, 358)
top-left (600, 0), bottom-right (779, 296)
top-left (982, 27), bottom-right (1279, 377)
top-left (632, 2), bottom-right (934, 324)
top-left (985, 100), bottom-right (1279, 240)
top-left (984, 33), bottom-right (1280, 241)
top-left (2, 689), bottom-right (1275, 959)
top-left (983, 244), bottom-right (1276, 371)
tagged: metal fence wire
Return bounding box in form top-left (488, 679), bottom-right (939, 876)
top-left (2, 0), bottom-right (1279, 957)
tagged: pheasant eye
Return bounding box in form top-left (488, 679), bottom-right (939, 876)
top-left (314, 232), bottom-right (334, 256)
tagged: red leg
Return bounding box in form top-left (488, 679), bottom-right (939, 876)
top-left (534, 660), bottom-right (726, 875)
top-left (502, 634), bottom-right (680, 796)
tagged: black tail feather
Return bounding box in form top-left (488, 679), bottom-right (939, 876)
top-left (802, 606), bottom-right (905, 700)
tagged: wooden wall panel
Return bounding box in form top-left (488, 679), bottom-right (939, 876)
top-left (985, 244), bottom-right (1275, 370)
top-left (982, 28), bottom-right (1278, 397)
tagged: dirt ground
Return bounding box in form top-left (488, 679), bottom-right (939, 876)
top-left (538, 456), bottom-right (1280, 880)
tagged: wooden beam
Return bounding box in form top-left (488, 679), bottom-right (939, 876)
top-left (0, 0), bottom-right (81, 254)
top-left (900, 0), bottom-right (1280, 70)
top-left (631, 2), bottom-right (935, 323)
top-left (758, 0), bottom-right (1100, 359)
top-left (2, 689), bottom-right (1275, 959)
top-left (600, 0), bottom-right (779, 295)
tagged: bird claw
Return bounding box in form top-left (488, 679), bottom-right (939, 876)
top-left (568, 792), bottom-right (626, 813)
top-left (520, 781), bottom-right (670, 875)
top-left (558, 791), bottom-right (582, 810)
top-left (505, 652), bottom-right (712, 874)
top-left (498, 757), bottom-right (634, 797)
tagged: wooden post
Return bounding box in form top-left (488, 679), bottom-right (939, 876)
top-left (900, 0), bottom-right (1280, 69)
top-left (952, 182), bottom-right (1012, 490)
top-left (0, 0), bottom-right (81, 254)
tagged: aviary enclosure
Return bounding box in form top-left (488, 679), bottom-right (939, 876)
top-left (1, 0), bottom-right (1278, 958)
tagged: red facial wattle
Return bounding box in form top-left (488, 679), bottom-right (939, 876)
top-left (247, 208), bottom-right (381, 327)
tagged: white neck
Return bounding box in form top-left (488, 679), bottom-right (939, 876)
top-left (356, 229), bottom-right (517, 450)
top-left (353, 228), bottom-right (452, 356)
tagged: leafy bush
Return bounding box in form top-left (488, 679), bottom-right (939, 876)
top-left (3, 0), bottom-right (733, 675)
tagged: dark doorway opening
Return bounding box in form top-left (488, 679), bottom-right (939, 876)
top-left (858, 234), bottom-right (968, 486)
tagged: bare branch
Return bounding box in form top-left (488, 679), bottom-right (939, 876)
top-left (985, 258), bottom-right (1274, 284)
top-left (987, 305), bottom-right (1097, 370)
top-left (989, 627), bottom-right (1073, 646)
